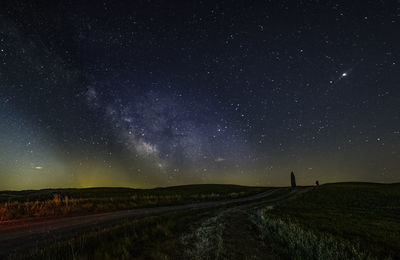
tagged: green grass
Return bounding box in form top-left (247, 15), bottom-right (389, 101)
top-left (254, 183), bottom-right (400, 259)
top-left (0, 184), bottom-right (267, 221)
top-left (253, 211), bottom-right (375, 259)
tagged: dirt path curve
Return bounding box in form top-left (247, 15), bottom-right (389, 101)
top-left (0, 188), bottom-right (284, 257)
top-left (180, 187), bottom-right (312, 260)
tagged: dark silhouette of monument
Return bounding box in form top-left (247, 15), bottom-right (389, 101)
top-left (291, 171), bottom-right (296, 188)
top-left (316, 180), bottom-right (319, 186)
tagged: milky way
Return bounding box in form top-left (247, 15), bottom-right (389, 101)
top-left (0, 1), bottom-right (399, 189)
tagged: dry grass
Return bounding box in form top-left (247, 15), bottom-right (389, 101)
top-left (1, 194), bottom-right (112, 220)
top-left (0, 185), bottom-right (267, 221)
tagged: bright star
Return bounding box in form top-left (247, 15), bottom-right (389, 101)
top-left (342, 72), bottom-right (347, 77)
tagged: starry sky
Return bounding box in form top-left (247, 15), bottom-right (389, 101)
top-left (0, 1), bottom-right (399, 190)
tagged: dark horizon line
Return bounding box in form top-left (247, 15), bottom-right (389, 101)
top-left (1, 181), bottom-right (399, 193)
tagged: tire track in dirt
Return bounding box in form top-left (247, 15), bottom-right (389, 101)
top-left (180, 187), bottom-right (312, 259)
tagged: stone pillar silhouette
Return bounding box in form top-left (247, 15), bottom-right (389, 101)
top-left (291, 172), bottom-right (296, 188)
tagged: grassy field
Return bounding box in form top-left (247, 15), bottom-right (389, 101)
top-left (253, 183), bottom-right (400, 259)
top-left (0, 184), bottom-right (267, 221)
top-left (5, 183), bottom-right (400, 259)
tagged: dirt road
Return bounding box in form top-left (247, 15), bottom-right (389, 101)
top-left (0, 187), bottom-right (311, 258)
top-left (0, 188), bottom-right (278, 257)
top-left (181, 187), bottom-right (311, 259)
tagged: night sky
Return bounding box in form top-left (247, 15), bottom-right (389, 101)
top-left (1, 1), bottom-right (399, 190)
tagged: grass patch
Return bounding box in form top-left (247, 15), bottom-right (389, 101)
top-left (253, 210), bottom-right (375, 259)
top-left (254, 183), bottom-right (400, 259)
